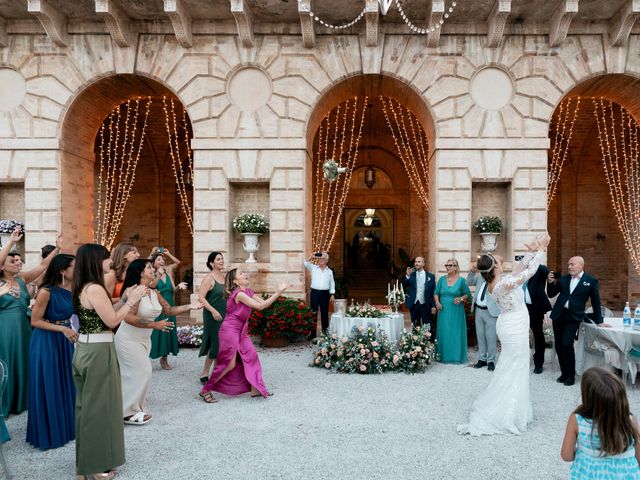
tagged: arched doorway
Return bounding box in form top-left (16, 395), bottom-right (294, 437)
top-left (306, 75), bottom-right (435, 303)
top-left (548, 74), bottom-right (640, 309)
top-left (60, 74), bottom-right (194, 292)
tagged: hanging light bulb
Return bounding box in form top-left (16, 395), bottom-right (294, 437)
top-left (365, 208), bottom-right (375, 216)
top-left (364, 216), bottom-right (373, 227)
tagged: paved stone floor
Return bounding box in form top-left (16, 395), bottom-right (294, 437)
top-left (4, 345), bottom-right (639, 479)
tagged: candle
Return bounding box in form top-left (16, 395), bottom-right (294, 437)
top-left (388, 282), bottom-right (390, 297)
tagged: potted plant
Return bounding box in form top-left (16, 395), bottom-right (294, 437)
top-left (248, 295), bottom-right (315, 347)
top-left (0, 220), bottom-right (24, 252)
top-left (473, 216), bottom-right (503, 253)
top-left (232, 213), bottom-right (270, 263)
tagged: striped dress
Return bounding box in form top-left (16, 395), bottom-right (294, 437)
top-left (570, 414), bottom-right (640, 479)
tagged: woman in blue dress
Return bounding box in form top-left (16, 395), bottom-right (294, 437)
top-left (26, 254), bottom-right (77, 450)
top-left (434, 258), bottom-right (471, 364)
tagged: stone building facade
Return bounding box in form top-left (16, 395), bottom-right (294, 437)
top-left (1, 0), bottom-right (639, 307)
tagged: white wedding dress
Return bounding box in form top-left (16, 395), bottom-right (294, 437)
top-left (457, 250), bottom-right (543, 436)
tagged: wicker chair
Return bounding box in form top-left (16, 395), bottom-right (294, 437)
top-left (0, 359), bottom-right (12, 479)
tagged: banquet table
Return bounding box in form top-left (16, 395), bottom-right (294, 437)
top-left (329, 313), bottom-right (405, 343)
top-left (575, 317), bottom-right (640, 381)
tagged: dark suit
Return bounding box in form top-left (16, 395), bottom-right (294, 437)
top-left (548, 272), bottom-right (602, 379)
top-left (402, 270), bottom-right (436, 328)
top-left (524, 265), bottom-right (552, 369)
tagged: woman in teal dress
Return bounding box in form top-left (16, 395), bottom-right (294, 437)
top-left (0, 228), bottom-right (60, 417)
top-left (434, 258), bottom-right (471, 364)
top-left (149, 249), bottom-right (187, 370)
top-left (197, 252), bottom-right (226, 384)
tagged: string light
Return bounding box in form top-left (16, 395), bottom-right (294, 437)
top-left (396, 0), bottom-right (457, 35)
top-left (297, 0), bottom-right (366, 30)
top-left (95, 97), bottom-right (152, 249)
top-left (547, 96), bottom-right (580, 209)
top-left (593, 98), bottom-right (640, 274)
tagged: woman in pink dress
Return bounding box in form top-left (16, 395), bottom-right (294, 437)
top-left (199, 268), bottom-right (288, 403)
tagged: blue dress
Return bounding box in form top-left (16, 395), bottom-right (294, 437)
top-left (571, 414), bottom-right (640, 479)
top-left (435, 276), bottom-right (471, 364)
top-left (26, 286), bottom-right (76, 450)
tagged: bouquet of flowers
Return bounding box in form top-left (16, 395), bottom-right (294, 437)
top-left (393, 326), bottom-right (436, 373)
top-left (346, 301), bottom-right (384, 318)
top-left (177, 325), bottom-right (203, 346)
top-left (473, 216), bottom-right (503, 233)
top-left (232, 213), bottom-right (270, 234)
top-left (0, 219), bottom-right (24, 234)
top-left (248, 295), bottom-right (315, 340)
top-left (322, 159), bottom-right (347, 182)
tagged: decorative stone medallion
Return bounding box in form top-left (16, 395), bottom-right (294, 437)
top-left (228, 67), bottom-right (272, 111)
top-left (0, 69), bottom-right (27, 111)
top-left (470, 67), bottom-right (513, 111)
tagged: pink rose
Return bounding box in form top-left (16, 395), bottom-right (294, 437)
top-left (325, 362), bottom-right (331, 368)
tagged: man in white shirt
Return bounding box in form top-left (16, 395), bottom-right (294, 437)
top-left (304, 252), bottom-right (335, 340)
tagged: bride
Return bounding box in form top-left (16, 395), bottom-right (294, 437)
top-left (458, 232), bottom-right (550, 436)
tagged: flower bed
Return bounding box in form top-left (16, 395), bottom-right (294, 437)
top-left (177, 325), bottom-right (203, 347)
top-left (249, 295), bottom-right (315, 341)
top-left (311, 325), bottom-right (436, 374)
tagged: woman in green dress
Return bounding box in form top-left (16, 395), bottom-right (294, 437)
top-left (149, 249), bottom-right (187, 370)
top-left (197, 252), bottom-right (226, 384)
top-left (434, 258), bottom-right (471, 364)
top-left (0, 227), bottom-right (60, 417)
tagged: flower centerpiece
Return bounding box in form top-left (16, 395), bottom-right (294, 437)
top-left (346, 301), bottom-right (385, 318)
top-left (232, 213), bottom-right (270, 263)
top-left (473, 216), bottom-right (503, 253)
top-left (177, 325), bottom-right (204, 347)
top-left (0, 220), bottom-right (25, 252)
top-left (386, 280), bottom-right (406, 313)
top-left (248, 294), bottom-right (315, 346)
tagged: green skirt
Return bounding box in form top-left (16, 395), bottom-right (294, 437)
top-left (150, 315), bottom-right (179, 359)
top-left (199, 311), bottom-right (222, 360)
top-left (72, 342), bottom-right (125, 475)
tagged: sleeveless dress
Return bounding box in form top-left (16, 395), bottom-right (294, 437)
top-left (435, 276), bottom-right (472, 364)
top-left (26, 286), bottom-right (76, 450)
top-left (150, 275), bottom-right (179, 359)
top-left (115, 291), bottom-right (161, 417)
top-left (201, 288), bottom-right (268, 397)
top-left (458, 251), bottom-right (543, 436)
top-left (571, 414), bottom-right (640, 479)
top-left (199, 280), bottom-right (226, 359)
top-left (72, 305), bottom-right (125, 475)
top-left (0, 277), bottom-right (31, 416)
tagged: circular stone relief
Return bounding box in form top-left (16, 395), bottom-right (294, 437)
top-left (228, 67), bottom-right (272, 111)
top-left (470, 67), bottom-right (513, 111)
top-left (0, 69), bottom-right (26, 111)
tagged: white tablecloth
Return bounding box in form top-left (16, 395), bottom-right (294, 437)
top-left (576, 317), bottom-right (640, 380)
top-left (329, 313), bottom-right (405, 343)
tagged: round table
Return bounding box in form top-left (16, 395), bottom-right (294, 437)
top-left (329, 313), bottom-right (404, 343)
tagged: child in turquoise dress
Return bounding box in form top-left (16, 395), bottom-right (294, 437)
top-left (561, 367), bottom-right (640, 479)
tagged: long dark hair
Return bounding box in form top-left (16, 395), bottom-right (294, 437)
top-left (0, 252), bottom-right (21, 279)
top-left (41, 254), bottom-right (75, 289)
top-left (225, 268), bottom-right (238, 298)
top-left (477, 255), bottom-right (496, 284)
top-left (575, 367), bottom-right (637, 456)
top-left (122, 259), bottom-right (152, 292)
top-left (72, 244), bottom-right (110, 311)
top-left (207, 251), bottom-right (222, 271)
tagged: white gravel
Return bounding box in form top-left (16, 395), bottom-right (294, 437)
top-left (5, 345), bottom-right (640, 479)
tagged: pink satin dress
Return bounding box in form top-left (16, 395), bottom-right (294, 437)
top-left (201, 288), bottom-right (269, 397)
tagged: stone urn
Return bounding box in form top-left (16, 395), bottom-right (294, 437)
top-left (241, 233), bottom-right (261, 263)
top-left (479, 232), bottom-right (499, 253)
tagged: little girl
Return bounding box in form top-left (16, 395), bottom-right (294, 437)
top-left (561, 367), bottom-right (640, 478)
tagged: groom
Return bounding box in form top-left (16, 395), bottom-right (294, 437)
top-left (402, 256), bottom-right (436, 329)
top-left (547, 256), bottom-right (602, 386)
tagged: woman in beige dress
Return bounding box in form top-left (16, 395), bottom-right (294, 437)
top-left (116, 259), bottom-right (201, 425)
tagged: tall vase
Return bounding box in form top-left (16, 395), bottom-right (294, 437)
top-left (479, 232), bottom-right (499, 253)
top-left (241, 232), bottom-right (261, 263)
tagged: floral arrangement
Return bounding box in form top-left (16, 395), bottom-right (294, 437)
top-left (322, 159), bottom-right (347, 182)
top-left (232, 213), bottom-right (270, 234)
top-left (346, 301), bottom-right (384, 318)
top-left (311, 325), bottom-right (435, 374)
top-left (0, 220), bottom-right (24, 234)
top-left (248, 295), bottom-right (315, 340)
top-left (177, 325), bottom-right (203, 346)
top-left (473, 216), bottom-right (503, 233)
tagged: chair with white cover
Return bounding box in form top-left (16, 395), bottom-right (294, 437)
top-left (585, 305), bottom-right (614, 320)
top-left (0, 359), bottom-right (12, 479)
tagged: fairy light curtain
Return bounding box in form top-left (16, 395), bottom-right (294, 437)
top-left (593, 98), bottom-right (640, 274)
top-left (95, 97), bottom-right (152, 249)
top-left (547, 96), bottom-right (581, 209)
top-left (379, 95), bottom-right (430, 210)
top-left (312, 96), bottom-right (368, 253)
top-left (162, 97), bottom-right (194, 235)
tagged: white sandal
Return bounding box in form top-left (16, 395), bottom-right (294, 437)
top-left (124, 412), bottom-right (151, 425)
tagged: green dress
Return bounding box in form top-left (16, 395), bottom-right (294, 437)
top-left (150, 274), bottom-right (179, 359)
top-left (0, 277), bottom-right (31, 416)
top-left (435, 276), bottom-right (472, 364)
top-left (199, 280), bottom-right (226, 360)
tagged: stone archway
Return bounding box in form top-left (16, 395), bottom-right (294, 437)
top-left (548, 73), bottom-right (640, 309)
top-left (60, 74), bottom-right (194, 282)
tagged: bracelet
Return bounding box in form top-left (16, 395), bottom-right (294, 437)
top-left (125, 300), bottom-right (135, 308)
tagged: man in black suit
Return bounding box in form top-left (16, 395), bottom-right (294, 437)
top-left (402, 256), bottom-right (436, 330)
top-left (547, 256), bottom-right (602, 386)
top-left (524, 264), bottom-right (552, 374)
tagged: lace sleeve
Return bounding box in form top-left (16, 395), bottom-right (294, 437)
top-left (494, 250), bottom-right (544, 296)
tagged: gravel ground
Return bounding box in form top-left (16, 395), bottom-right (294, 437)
top-left (5, 345), bottom-right (640, 480)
